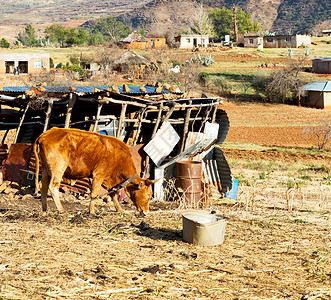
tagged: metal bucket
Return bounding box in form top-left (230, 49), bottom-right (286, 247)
top-left (176, 161), bottom-right (202, 204)
top-left (182, 211), bottom-right (226, 246)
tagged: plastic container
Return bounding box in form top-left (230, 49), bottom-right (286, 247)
top-left (182, 211), bottom-right (226, 246)
top-left (225, 179), bottom-right (238, 200)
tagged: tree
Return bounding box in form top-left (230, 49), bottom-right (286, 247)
top-left (208, 8), bottom-right (259, 40)
top-left (252, 57), bottom-right (308, 103)
top-left (45, 25), bottom-right (89, 47)
top-left (207, 8), bottom-right (233, 39)
top-left (18, 24), bottom-right (38, 47)
top-left (88, 32), bottom-right (104, 46)
top-left (0, 38), bottom-right (10, 48)
top-left (96, 17), bottom-right (131, 42)
top-left (191, 4), bottom-right (215, 36)
top-left (305, 120), bottom-right (331, 150)
top-left (45, 24), bottom-right (67, 47)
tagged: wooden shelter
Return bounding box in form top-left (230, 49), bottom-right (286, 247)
top-left (0, 85), bottom-right (232, 200)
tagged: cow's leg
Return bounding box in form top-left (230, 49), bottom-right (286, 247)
top-left (111, 193), bottom-right (124, 213)
top-left (89, 178), bottom-right (104, 214)
top-left (40, 170), bottom-right (50, 212)
top-left (48, 174), bottom-right (64, 211)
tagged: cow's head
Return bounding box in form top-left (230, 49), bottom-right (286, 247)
top-left (126, 178), bottom-right (159, 216)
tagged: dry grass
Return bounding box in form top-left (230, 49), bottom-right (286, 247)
top-left (0, 154), bottom-right (330, 300)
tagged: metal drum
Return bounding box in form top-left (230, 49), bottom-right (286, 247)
top-left (176, 161), bottom-right (202, 205)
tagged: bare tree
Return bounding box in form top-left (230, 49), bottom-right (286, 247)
top-left (305, 120), bottom-right (331, 150)
top-left (191, 3), bottom-right (215, 37)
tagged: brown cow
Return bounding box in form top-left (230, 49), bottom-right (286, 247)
top-left (33, 127), bottom-right (158, 215)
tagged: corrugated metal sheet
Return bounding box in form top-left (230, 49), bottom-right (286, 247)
top-left (213, 147), bottom-right (232, 193)
top-left (301, 81), bottom-right (331, 92)
top-left (144, 122), bottom-right (180, 166)
top-left (2, 86), bottom-right (173, 95)
top-left (216, 110), bottom-right (230, 144)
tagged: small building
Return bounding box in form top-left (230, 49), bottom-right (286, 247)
top-left (263, 34), bottom-right (311, 48)
top-left (312, 57), bottom-right (331, 74)
top-left (113, 50), bottom-right (150, 77)
top-left (301, 81), bottom-right (331, 109)
top-left (118, 32), bottom-right (149, 50)
top-left (0, 53), bottom-right (50, 74)
top-left (244, 35), bottom-right (263, 49)
top-left (146, 37), bottom-right (168, 49)
top-left (322, 30), bottom-right (331, 36)
top-left (175, 34), bottom-right (209, 49)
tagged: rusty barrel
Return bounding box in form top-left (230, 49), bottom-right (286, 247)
top-left (176, 161), bottom-right (202, 204)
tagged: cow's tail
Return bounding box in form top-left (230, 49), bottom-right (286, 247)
top-left (33, 137), bottom-right (40, 195)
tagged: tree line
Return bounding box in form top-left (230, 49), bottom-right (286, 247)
top-left (0, 7), bottom-right (259, 48)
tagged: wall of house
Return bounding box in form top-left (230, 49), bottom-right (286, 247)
top-left (324, 92), bottom-right (331, 109)
top-left (302, 91), bottom-right (330, 109)
top-left (0, 53), bottom-right (50, 74)
top-left (177, 36), bottom-right (209, 48)
top-left (244, 37), bottom-right (263, 48)
top-left (295, 35), bottom-right (311, 47)
top-left (312, 59), bottom-right (331, 74)
top-left (263, 35), bottom-right (310, 48)
top-left (146, 38), bottom-right (167, 49)
top-left (121, 41), bottom-right (149, 50)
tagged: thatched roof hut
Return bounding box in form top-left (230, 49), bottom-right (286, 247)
top-left (113, 50), bottom-right (150, 74)
top-left (119, 32), bottom-right (149, 49)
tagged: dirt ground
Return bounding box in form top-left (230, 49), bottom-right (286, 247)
top-left (223, 102), bottom-right (331, 150)
top-left (0, 101), bottom-right (330, 299)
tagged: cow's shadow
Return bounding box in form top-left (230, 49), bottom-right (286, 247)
top-left (135, 226), bottom-right (182, 242)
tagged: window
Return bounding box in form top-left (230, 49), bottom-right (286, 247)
top-left (33, 60), bottom-right (43, 69)
top-left (285, 37), bottom-right (291, 42)
top-left (266, 37), bottom-right (273, 43)
top-left (249, 38), bottom-right (254, 44)
top-left (186, 38), bottom-right (190, 43)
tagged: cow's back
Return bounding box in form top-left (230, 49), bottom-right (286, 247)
top-left (37, 128), bottom-right (137, 184)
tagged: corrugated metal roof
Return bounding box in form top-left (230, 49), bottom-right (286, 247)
top-left (301, 81), bottom-right (331, 92)
top-left (2, 85), bottom-right (173, 94)
top-left (312, 57), bottom-right (331, 61)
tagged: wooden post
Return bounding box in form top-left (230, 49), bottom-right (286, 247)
top-left (180, 102), bottom-right (192, 152)
top-left (13, 102), bottom-right (30, 144)
top-left (162, 103), bottom-right (176, 123)
top-left (93, 103), bottom-right (103, 132)
top-left (64, 93), bottom-right (77, 128)
top-left (198, 105), bottom-right (213, 132)
top-left (211, 102), bottom-right (218, 123)
top-left (133, 107), bottom-right (148, 146)
top-left (43, 99), bottom-right (53, 132)
top-left (117, 103), bottom-right (127, 139)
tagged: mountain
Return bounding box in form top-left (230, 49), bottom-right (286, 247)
top-left (117, 0), bottom-right (331, 35)
top-left (0, 0), bottom-right (330, 41)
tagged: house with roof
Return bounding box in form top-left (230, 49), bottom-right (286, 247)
top-left (301, 81), bottom-right (331, 109)
top-left (312, 57), bottom-right (331, 74)
top-left (146, 37), bottom-right (168, 49)
top-left (118, 32), bottom-right (149, 50)
top-left (175, 34), bottom-right (209, 49)
top-left (0, 53), bottom-right (50, 75)
top-left (263, 34), bottom-right (311, 48)
top-left (244, 35), bottom-right (264, 49)
top-left (322, 30), bottom-right (331, 36)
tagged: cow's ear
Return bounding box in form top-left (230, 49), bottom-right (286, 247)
top-left (145, 178), bottom-right (161, 186)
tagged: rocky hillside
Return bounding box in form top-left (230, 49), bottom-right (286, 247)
top-left (0, 0), bottom-right (329, 40)
top-left (117, 0), bottom-right (331, 35)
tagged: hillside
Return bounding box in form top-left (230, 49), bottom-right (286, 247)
top-left (118, 0), bottom-right (331, 35)
top-left (0, 0), bottom-right (330, 41)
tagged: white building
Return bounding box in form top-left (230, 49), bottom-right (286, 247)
top-left (175, 35), bottom-right (209, 49)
